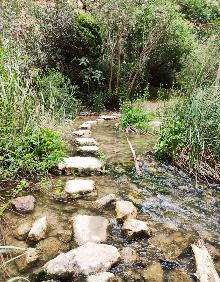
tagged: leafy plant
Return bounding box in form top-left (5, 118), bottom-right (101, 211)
top-left (120, 102), bottom-right (154, 133)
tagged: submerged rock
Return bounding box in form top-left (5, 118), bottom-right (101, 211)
top-left (43, 242), bottom-right (120, 277)
top-left (141, 262), bottom-right (163, 282)
top-left (94, 194), bottom-right (116, 210)
top-left (120, 247), bottom-right (139, 263)
top-left (16, 248), bottom-right (39, 272)
top-left (72, 215), bottom-right (109, 245)
top-left (11, 195), bottom-right (36, 213)
top-left (87, 272), bottom-right (114, 282)
top-left (36, 237), bottom-right (69, 262)
top-left (84, 120), bottom-right (98, 125)
top-left (148, 232), bottom-right (193, 260)
top-left (65, 179), bottom-right (95, 194)
top-left (14, 222), bottom-right (32, 240)
top-left (75, 137), bottom-right (97, 146)
top-left (169, 268), bottom-right (193, 282)
top-left (73, 130), bottom-right (92, 138)
top-left (122, 219), bottom-right (151, 239)
top-left (58, 157), bottom-right (103, 174)
top-left (28, 216), bottom-right (48, 241)
top-left (115, 200), bottom-right (137, 220)
top-left (57, 230), bottom-right (72, 243)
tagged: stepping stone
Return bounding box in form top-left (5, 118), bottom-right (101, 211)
top-left (43, 242), bottom-right (120, 277)
top-left (58, 157), bottom-right (103, 174)
top-left (72, 215), bottom-right (109, 245)
top-left (65, 179), bottom-right (95, 194)
top-left (77, 146), bottom-right (100, 154)
top-left (87, 272), bottom-right (114, 282)
top-left (94, 194), bottom-right (116, 210)
top-left (122, 218), bottom-right (151, 239)
top-left (84, 120), bottom-right (97, 125)
top-left (96, 118), bottom-right (105, 123)
top-left (99, 115), bottom-right (117, 120)
top-left (73, 130), bottom-right (92, 138)
top-left (28, 216), bottom-right (48, 241)
top-left (115, 200), bottom-right (137, 220)
top-left (75, 137), bottom-right (97, 146)
top-left (16, 248), bottom-right (39, 272)
top-left (79, 123), bottom-right (92, 130)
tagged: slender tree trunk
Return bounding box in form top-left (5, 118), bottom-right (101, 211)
top-left (116, 35), bottom-right (122, 92)
top-left (215, 62), bottom-right (220, 90)
top-left (108, 41), bottom-right (116, 93)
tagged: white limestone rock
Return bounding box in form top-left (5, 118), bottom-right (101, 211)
top-left (115, 200), bottom-right (137, 220)
top-left (77, 146), bottom-right (100, 154)
top-left (94, 194), bottom-right (116, 210)
top-left (43, 242), bottom-right (120, 277)
top-left (79, 123), bottom-right (92, 130)
top-left (28, 216), bottom-right (48, 241)
top-left (58, 157), bottom-right (103, 174)
top-left (84, 120), bottom-right (98, 125)
top-left (87, 272), bottom-right (114, 282)
top-left (65, 179), bottom-right (95, 194)
top-left (72, 215), bottom-right (109, 245)
top-left (73, 130), bottom-right (92, 138)
top-left (75, 137), bottom-right (97, 146)
top-left (122, 219), bottom-right (151, 239)
top-left (99, 115), bottom-right (117, 120)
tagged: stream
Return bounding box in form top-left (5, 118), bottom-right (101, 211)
top-left (0, 115), bottom-right (220, 282)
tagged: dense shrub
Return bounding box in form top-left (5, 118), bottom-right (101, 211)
top-left (0, 43), bottom-right (66, 180)
top-left (35, 69), bottom-right (81, 118)
top-left (178, 0), bottom-right (220, 24)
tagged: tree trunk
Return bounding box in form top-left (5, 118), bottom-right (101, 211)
top-left (116, 35), bottom-right (122, 92)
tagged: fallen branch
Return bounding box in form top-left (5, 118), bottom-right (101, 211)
top-left (191, 240), bottom-right (220, 282)
top-left (125, 134), bottom-right (142, 176)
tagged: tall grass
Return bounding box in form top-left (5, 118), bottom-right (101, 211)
top-left (0, 42), bottom-right (66, 180)
top-left (155, 86), bottom-right (220, 183)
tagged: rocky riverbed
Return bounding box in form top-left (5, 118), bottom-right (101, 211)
top-left (0, 114), bottom-right (220, 282)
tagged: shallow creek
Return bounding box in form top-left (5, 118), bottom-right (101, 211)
top-left (1, 115), bottom-right (220, 281)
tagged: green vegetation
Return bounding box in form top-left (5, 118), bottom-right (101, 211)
top-left (120, 102), bottom-right (155, 133)
top-left (0, 0), bottom-right (220, 182)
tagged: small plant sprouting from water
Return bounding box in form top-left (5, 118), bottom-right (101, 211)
top-left (0, 246), bottom-right (30, 282)
top-left (54, 179), bottom-right (65, 197)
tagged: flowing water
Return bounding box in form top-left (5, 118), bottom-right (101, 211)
top-left (1, 116), bottom-right (220, 281)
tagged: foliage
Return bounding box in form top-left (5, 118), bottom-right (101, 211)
top-left (155, 87), bottom-right (220, 182)
top-left (120, 102), bottom-right (154, 133)
top-left (35, 69), bottom-right (80, 118)
top-left (0, 43), bottom-right (66, 180)
top-left (178, 0), bottom-right (220, 24)
top-left (0, 246), bottom-right (30, 282)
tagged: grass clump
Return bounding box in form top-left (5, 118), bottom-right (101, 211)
top-left (155, 87), bottom-right (220, 183)
top-left (120, 102), bottom-right (155, 133)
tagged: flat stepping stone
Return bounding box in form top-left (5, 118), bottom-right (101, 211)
top-left (77, 146), bottom-right (100, 154)
top-left (115, 200), bottom-right (137, 220)
top-left (65, 179), bottom-right (95, 194)
top-left (43, 242), bottom-right (120, 277)
top-left (73, 130), bottom-right (92, 138)
top-left (84, 120), bottom-right (97, 125)
top-left (72, 215), bottom-right (109, 245)
top-left (122, 218), bottom-right (151, 239)
top-left (79, 123), bottom-right (92, 130)
top-left (75, 137), bottom-right (97, 146)
top-left (99, 115), bottom-right (117, 120)
top-left (58, 157), bottom-right (103, 173)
